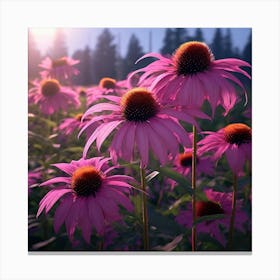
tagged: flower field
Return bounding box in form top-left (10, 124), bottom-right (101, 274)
top-left (28, 28), bottom-right (252, 252)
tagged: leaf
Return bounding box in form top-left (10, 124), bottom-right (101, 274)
top-left (153, 234), bottom-right (183, 251)
top-left (32, 237), bottom-right (56, 250)
top-left (145, 171), bottom-right (159, 182)
top-left (159, 167), bottom-right (192, 194)
top-left (194, 214), bottom-right (225, 225)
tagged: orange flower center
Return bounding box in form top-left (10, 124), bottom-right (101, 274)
top-left (41, 79), bottom-right (60, 97)
top-left (71, 166), bottom-right (102, 197)
top-left (121, 88), bottom-right (159, 122)
top-left (52, 58), bottom-right (68, 68)
top-left (99, 77), bottom-right (116, 89)
top-left (75, 113), bottom-right (83, 121)
top-left (196, 201), bottom-right (224, 217)
top-left (174, 41), bottom-right (213, 75)
top-left (179, 152), bottom-right (193, 167)
top-left (224, 123), bottom-right (251, 145)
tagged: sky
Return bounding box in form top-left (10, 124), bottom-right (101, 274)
top-left (30, 28), bottom-right (251, 58)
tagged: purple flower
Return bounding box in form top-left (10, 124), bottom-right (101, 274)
top-left (28, 79), bottom-right (80, 115)
top-left (87, 77), bottom-right (127, 106)
top-left (36, 157), bottom-right (134, 243)
top-left (198, 123), bottom-right (251, 174)
top-left (58, 113), bottom-right (98, 140)
top-left (176, 189), bottom-right (248, 247)
top-left (81, 88), bottom-right (210, 167)
top-left (39, 56), bottom-right (80, 80)
top-left (174, 147), bottom-right (215, 178)
top-left (129, 41), bottom-right (251, 115)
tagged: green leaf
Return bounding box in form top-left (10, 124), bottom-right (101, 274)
top-left (194, 214), bottom-right (225, 225)
top-left (159, 167), bottom-right (192, 194)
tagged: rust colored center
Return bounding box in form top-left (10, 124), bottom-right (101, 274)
top-left (121, 88), bottom-right (159, 122)
top-left (195, 201), bottom-right (224, 217)
top-left (41, 79), bottom-right (60, 97)
top-left (74, 113), bottom-right (83, 121)
top-left (179, 152), bottom-right (193, 167)
top-left (52, 58), bottom-right (68, 68)
top-left (174, 41), bottom-right (213, 75)
top-left (99, 77), bottom-right (116, 89)
top-left (224, 123), bottom-right (251, 145)
top-left (71, 166), bottom-right (102, 197)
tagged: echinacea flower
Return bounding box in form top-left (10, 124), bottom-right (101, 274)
top-left (129, 41), bottom-right (251, 115)
top-left (28, 79), bottom-right (80, 115)
top-left (176, 189), bottom-right (248, 247)
top-left (37, 157), bottom-right (134, 243)
top-left (198, 123), bottom-right (251, 174)
top-left (58, 113), bottom-right (98, 140)
top-left (87, 77), bottom-right (127, 106)
top-left (174, 147), bottom-right (214, 178)
top-left (80, 88), bottom-right (209, 167)
top-left (39, 56), bottom-right (80, 80)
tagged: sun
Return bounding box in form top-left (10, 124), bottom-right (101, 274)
top-left (30, 28), bottom-right (56, 41)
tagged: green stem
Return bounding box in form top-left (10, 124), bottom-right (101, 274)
top-left (227, 173), bottom-right (238, 250)
top-left (140, 166), bottom-right (149, 250)
top-left (192, 125), bottom-right (197, 251)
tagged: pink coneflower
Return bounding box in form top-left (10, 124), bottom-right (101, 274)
top-left (176, 189), bottom-right (248, 247)
top-left (28, 169), bottom-right (42, 195)
top-left (86, 77), bottom-right (127, 106)
top-left (28, 79), bottom-right (80, 115)
top-left (58, 113), bottom-right (97, 140)
top-left (39, 56), bottom-right (80, 80)
top-left (175, 147), bottom-right (214, 178)
top-left (36, 157), bottom-right (134, 243)
top-left (81, 88), bottom-right (210, 167)
top-left (129, 41), bottom-right (251, 115)
top-left (198, 123), bottom-right (251, 174)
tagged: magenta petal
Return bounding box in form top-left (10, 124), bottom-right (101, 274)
top-left (53, 195), bottom-right (73, 233)
top-left (96, 196), bottom-right (120, 221)
top-left (52, 163), bottom-right (76, 175)
top-left (40, 177), bottom-right (71, 187)
top-left (147, 123), bottom-right (167, 165)
top-left (96, 120), bottom-right (123, 150)
top-left (121, 122), bottom-right (136, 162)
top-left (83, 103), bottom-right (120, 117)
top-left (37, 188), bottom-right (71, 217)
top-left (87, 197), bottom-right (105, 235)
top-left (102, 187), bottom-right (134, 212)
top-left (225, 145), bottom-right (245, 174)
top-left (65, 198), bottom-right (81, 239)
top-left (135, 123), bottom-right (149, 167)
top-left (78, 200), bottom-right (92, 243)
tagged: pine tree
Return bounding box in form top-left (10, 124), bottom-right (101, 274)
top-left (28, 30), bottom-right (42, 80)
top-left (160, 28), bottom-right (175, 55)
top-left (92, 28), bottom-right (117, 83)
top-left (224, 28), bottom-right (233, 58)
top-left (123, 34), bottom-right (144, 77)
top-left (211, 28), bottom-right (224, 59)
top-left (49, 28), bottom-right (68, 59)
top-left (193, 28), bottom-right (204, 42)
top-left (242, 31), bottom-right (252, 64)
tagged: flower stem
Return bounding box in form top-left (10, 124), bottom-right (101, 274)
top-left (192, 125), bottom-right (197, 251)
top-left (227, 173), bottom-right (238, 250)
top-left (140, 166), bottom-right (149, 250)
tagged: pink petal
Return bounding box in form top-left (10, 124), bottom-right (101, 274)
top-left (135, 123), bottom-right (149, 167)
top-left (40, 177), bottom-right (71, 187)
top-left (87, 196), bottom-right (105, 235)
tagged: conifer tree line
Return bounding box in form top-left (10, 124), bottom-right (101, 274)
top-left (28, 28), bottom-right (252, 84)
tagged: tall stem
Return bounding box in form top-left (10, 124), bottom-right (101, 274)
top-left (140, 166), bottom-right (149, 250)
top-left (192, 125), bottom-right (197, 251)
top-left (227, 173), bottom-right (237, 250)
